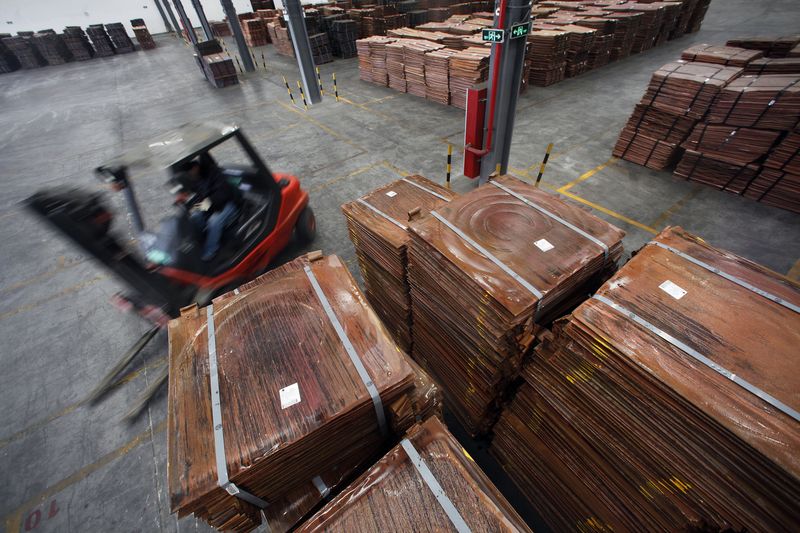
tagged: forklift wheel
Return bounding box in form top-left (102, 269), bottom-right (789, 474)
top-left (295, 206), bottom-right (316, 244)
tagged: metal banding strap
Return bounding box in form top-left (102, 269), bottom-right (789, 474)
top-left (312, 476), bottom-right (331, 499)
top-left (357, 199), bottom-right (406, 230)
top-left (401, 177), bottom-right (452, 202)
top-left (592, 294), bottom-right (800, 423)
top-left (304, 265), bottom-right (388, 437)
top-left (400, 439), bottom-right (472, 533)
top-left (431, 211), bottom-right (543, 300)
top-left (649, 241), bottom-right (800, 314)
top-left (490, 180), bottom-right (609, 259)
top-left (206, 305), bottom-right (269, 508)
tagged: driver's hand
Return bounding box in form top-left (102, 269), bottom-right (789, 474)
top-left (175, 192), bottom-right (190, 205)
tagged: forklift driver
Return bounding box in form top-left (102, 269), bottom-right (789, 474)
top-left (171, 158), bottom-right (241, 261)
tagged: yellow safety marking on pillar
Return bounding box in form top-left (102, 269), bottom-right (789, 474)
top-left (461, 448), bottom-right (474, 462)
top-left (558, 157), bottom-right (618, 193)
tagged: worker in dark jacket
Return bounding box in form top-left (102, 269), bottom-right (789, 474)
top-left (171, 158), bottom-right (240, 261)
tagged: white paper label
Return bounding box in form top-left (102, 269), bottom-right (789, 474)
top-left (659, 280), bottom-right (687, 300)
top-left (534, 238), bottom-right (554, 252)
top-left (385, 190), bottom-right (397, 198)
top-left (279, 383), bottom-right (301, 409)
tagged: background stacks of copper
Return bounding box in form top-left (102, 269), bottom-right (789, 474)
top-left (342, 175), bottom-right (456, 353)
top-left (0, 36), bottom-right (21, 73)
top-left (449, 46), bottom-right (490, 109)
top-left (298, 417), bottom-right (531, 533)
top-left (527, 29), bottom-right (568, 86)
top-left (105, 23), bottom-right (134, 53)
top-left (242, 18), bottom-right (268, 47)
top-left (425, 47), bottom-right (458, 104)
top-left (168, 254), bottom-right (441, 532)
top-left (31, 31), bottom-right (72, 65)
top-left (195, 41), bottom-right (238, 88)
top-left (2, 35), bottom-right (46, 68)
top-left (210, 21), bottom-right (232, 38)
top-left (743, 128), bottom-right (800, 212)
top-left (492, 226), bottom-right (800, 532)
top-left (407, 175), bottom-right (625, 435)
top-left (131, 19), bottom-right (156, 50)
top-left (267, 22), bottom-right (294, 57)
top-left (86, 25), bottom-right (115, 57)
top-left (61, 27), bottom-right (94, 61)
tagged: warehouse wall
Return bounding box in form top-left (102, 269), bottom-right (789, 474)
top-left (1, 0), bottom-right (254, 35)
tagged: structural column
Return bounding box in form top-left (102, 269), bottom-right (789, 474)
top-left (172, 0), bottom-right (198, 45)
top-left (161, 0), bottom-right (183, 38)
top-left (190, 0), bottom-right (214, 41)
top-left (478, 0), bottom-right (531, 183)
top-left (153, 0), bottom-right (174, 33)
top-left (283, 0), bottom-right (322, 104)
top-left (220, 0), bottom-right (256, 72)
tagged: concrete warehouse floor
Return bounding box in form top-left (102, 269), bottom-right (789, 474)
top-left (2, 0), bottom-right (800, 531)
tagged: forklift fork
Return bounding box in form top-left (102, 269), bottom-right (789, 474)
top-left (87, 325), bottom-right (160, 403)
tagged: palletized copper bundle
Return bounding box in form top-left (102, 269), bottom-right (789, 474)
top-left (242, 19), bottom-right (268, 47)
top-left (425, 47), bottom-right (458, 104)
top-left (705, 74), bottom-right (800, 131)
top-left (367, 35), bottom-right (395, 85)
top-left (670, 0), bottom-right (699, 38)
top-left (2, 35), bottom-right (46, 68)
top-left (386, 39), bottom-right (407, 92)
top-left (131, 21), bottom-right (156, 50)
top-left (356, 36), bottom-right (372, 80)
top-left (105, 23), bottom-right (135, 53)
top-left (31, 32), bottom-right (73, 65)
top-left (726, 34), bottom-right (800, 58)
top-left (407, 175), bottom-right (625, 435)
top-left (331, 19), bottom-right (358, 58)
top-left (743, 130), bottom-right (800, 213)
top-left (448, 45), bottom-right (490, 109)
top-left (61, 27), bottom-right (94, 61)
top-left (342, 175), bottom-right (456, 354)
top-left (408, 10), bottom-right (429, 27)
top-left (526, 29), bottom-right (568, 87)
top-left (681, 43), bottom-right (763, 67)
top-left (266, 22), bottom-right (294, 57)
top-left (404, 38), bottom-right (444, 98)
top-left (612, 2), bottom-right (664, 54)
top-left (555, 24), bottom-right (597, 78)
top-left (492, 226), bottom-right (800, 532)
top-left (210, 21), bottom-right (232, 38)
top-left (428, 7), bottom-right (452, 23)
top-left (649, 0), bottom-right (682, 45)
top-left (601, 11), bottom-right (642, 60)
top-left (297, 417), bottom-right (530, 533)
top-left (168, 254), bottom-right (441, 532)
top-left (744, 57), bottom-right (800, 75)
top-left (0, 36), bottom-right (20, 73)
top-left (86, 24), bottom-right (115, 57)
top-left (309, 33), bottom-right (333, 64)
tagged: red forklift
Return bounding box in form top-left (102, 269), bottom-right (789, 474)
top-left (27, 122), bottom-right (316, 415)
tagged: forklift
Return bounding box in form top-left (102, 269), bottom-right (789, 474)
top-left (27, 122), bottom-right (316, 417)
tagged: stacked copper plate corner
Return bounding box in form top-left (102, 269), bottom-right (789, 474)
top-left (556, 24), bottom-right (597, 78)
top-left (449, 46), bottom-right (490, 109)
top-left (407, 175), bottom-right (625, 435)
top-left (341, 175), bottom-right (457, 353)
top-left (386, 40), bottom-right (407, 92)
top-left (365, 36), bottom-right (395, 85)
top-left (492, 226), bottom-right (800, 532)
top-left (168, 254), bottom-right (439, 533)
top-left (705, 74), bottom-right (800, 131)
top-left (744, 57), bottom-right (800, 75)
top-left (603, 11), bottom-right (642, 60)
top-left (613, 61), bottom-right (743, 169)
top-left (356, 37), bottom-right (372, 81)
top-left (297, 417), bottom-right (531, 533)
top-left (744, 129), bottom-right (800, 213)
top-left (680, 43), bottom-right (763, 66)
top-left (611, 2), bottom-right (664, 54)
top-left (425, 47), bottom-right (458, 104)
top-left (673, 123), bottom-right (781, 192)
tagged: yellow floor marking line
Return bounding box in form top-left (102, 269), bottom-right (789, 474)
top-left (0, 356), bottom-right (167, 450)
top-left (338, 95), bottom-right (394, 121)
top-left (559, 190), bottom-right (658, 234)
top-left (649, 185), bottom-right (703, 229)
top-left (276, 100), bottom-right (366, 152)
top-left (4, 420), bottom-right (167, 533)
top-left (381, 160), bottom-right (411, 177)
top-left (0, 257), bottom-right (87, 295)
top-left (558, 157), bottom-right (618, 193)
top-left (787, 260), bottom-right (800, 282)
top-left (0, 275), bottom-right (108, 322)
top-left (310, 162), bottom-right (383, 193)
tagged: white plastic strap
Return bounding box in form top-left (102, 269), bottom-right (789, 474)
top-left (304, 266), bottom-right (388, 437)
top-left (431, 211), bottom-right (543, 300)
top-left (312, 476), bottom-right (331, 499)
top-left (357, 199), bottom-right (406, 229)
top-left (592, 295), bottom-right (800, 423)
top-left (206, 305), bottom-right (269, 508)
top-left (649, 241), bottom-right (800, 314)
top-left (401, 439), bottom-right (472, 533)
top-left (401, 177), bottom-right (452, 202)
top-left (490, 180), bottom-right (609, 259)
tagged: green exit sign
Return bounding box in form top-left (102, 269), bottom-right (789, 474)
top-left (510, 22), bottom-right (531, 39)
top-left (482, 28), bottom-right (505, 43)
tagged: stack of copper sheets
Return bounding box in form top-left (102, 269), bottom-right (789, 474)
top-left (613, 61), bottom-right (743, 169)
top-left (105, 22), bottom-right (135, 53)
top-left (671, 0), bottom-right (699, 38)
top-left (408, 175), bottom-right (625, 435)
top-left (386, 40), bottom-right (407, 91)
top-left (367, 36), bottom-right (394, 85)
top-left (449, 46), bottom-right (490, 109)
top-left (727, 35), bottom-right (800, 58)
top-left (356, 37), bottom-right (372, 81)
top-left (613, 2), bottom-right (664, 54)
top-left (745, 130), bottom-right (800, 213)
top-left (557, 24), bottom-right (597, 78)
top-left (603, 11), bottom-right (642, 60)
top-left (425, 47), bottom-right (458, 104)
top-left (405, 39), bottom-right (443, 97)
top-left (651, 0), bottom-right (682, 45)
top-left (62, 27), bottom-right (94, 61)
top-left (744, 57), bottom-right (800, 74)
top-left (168, 254), bottom-right (441, 532)
top-left (527, 29), bottom-right (569, 86)
top-left (492, 226), bottom-right (800, 532)
top-left (681, 43), bottom-right (763, 66)
top-left (266, 22), bottom-right (294, 57)
top-left (706, 74), bottom-right (800, 131)
top-left (2, 36), bottom-right (46, 68)
top-left (342, 175), bottom-right (456, 353)
top-left (31, 32), bottom-right (72, 65)
top-left (86, 25), bottom-right (115, 57)
top-left (298, 417), bottom-right (531, 533)
top-left (132, 23), bottom-right (157, 50)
